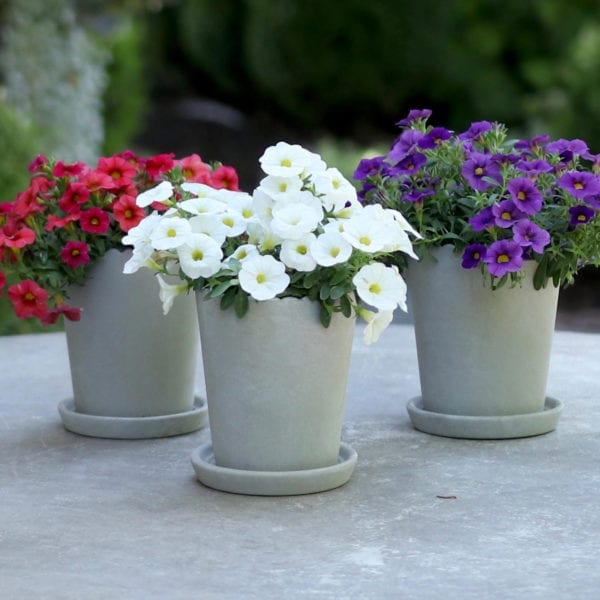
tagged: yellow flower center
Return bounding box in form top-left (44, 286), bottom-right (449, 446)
top-left (497, 254), bottom-right (510, 264)
top-left (223, 216), bottom-right (234, 227)
top-left (280, 158), bottom-right (292, 167)
top-left (71, 249), bottom-right (80, 257)
top-left (577, 214), bottom-right (587, 221)
top-left (167, 229), bottom-right (177, 238)
top-left (474, 167), bottom-right (484, 176)
top-left (473, 252), bottom-right (480, 260)
top-left (517, 191), bottom-right (526, 200)
top-left (359, 236), bottom-right (371, 246)
top-left (192, 249), bottom-right (204, 261)
top-left (501, 211), bottom-right (512, 221)
top-left (256, 273), bottom-right (267, 284)
top-left (330, 247), bottom-right (340, 258)
top-left (369, 283), bottom-right (382, 294)
top-left (574, 182), bottom-right (584, 190)
top-left (278, 183), bottom-right (288, 192)
top-left (297, 245), bottom-right (308, 255)
top-left (242, 208), bottom-right (253, 218)
top-left (25, 292), bottom-right (35, 301)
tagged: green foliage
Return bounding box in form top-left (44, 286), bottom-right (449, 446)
top-left (0, 99), bottom-right (37, 203)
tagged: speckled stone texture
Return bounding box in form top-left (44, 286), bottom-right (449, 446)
top-left (1, 325), bottom-right (599, 598)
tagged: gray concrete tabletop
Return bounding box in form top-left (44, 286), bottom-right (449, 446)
top-left (1, 324), bottom-right (599, 599)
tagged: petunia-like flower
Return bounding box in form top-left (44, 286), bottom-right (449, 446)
top-left (483, 239), bottom-right (524, 277)
top-left (280, 233), bottom-right (317, 272)
top-left (270, 199), bottom-right (323, 240)
top-left (0, 221), bottom-right (36, 248)
top-left (314, 167), bottom-right (357, 213)
top-left (7, 280), bottom-right (49, 319)
top-left (258, 174), bottom-right (303, 200)
top-left (418, 127), bottom-right (452, 149)
top-left (145, 153), bottom-right (175, 177)
top-left (176, 233), bottom-right (223, 279)
top-left (352, 263), bottom-right (407, 311)
top-left (514, 134), bottom-right (550, 154)
top-left (341, 216), bottom-right (387, 253)
top-left (58, 182), bottom-right (90, 213)
top-left (310, 231), bottom-right (353, 267)
top-left (96, 155), bottom-right (137, 189)
top-left (513, 220), bottom-right (551, 254)
top-left (227, 243), bottom-right (259, 264)
top-left (113, 195), bottom-right (146, 232)
top-left (569, 205), bottom-right (595, 227)
top-left (0, 269), bottom-right (5, 296)
top-left (238, 254), bottom-right (290, 300)
top-left (395, 108), bottom-right (432, 127)
top-left (60, 240), bottom-right (90, 268)
top-left (361, 308), bottom-right (394, 345)
top-left (157, 275), bottom-right (188, 315)
top-left (353, 156), bottom-right (387, 182)
top-left (136, 181), bottom-right (174, 207)
top-left (79, 207), bottom-right (111, 234)
top-left (458, 121), bottom-right (493, 141)
top-left (557, 171), bottom-right (600, 199)
top-left (461, 243), bottom-right (487, 269)
top-left (224, 191), bottom-right (257, 221)
top-left (259, 142), bottom-right (325, 177)
top-left (507, 177), bottom-right (543, 215)
top-left (546, 138), bottom-right (589, 157)
top-left (41, 303), bottom-right (82, 325)
top-left (461, 152), bottom-right (502, 191)
top-left (516, 159), bottom-right (553, 176)
top-left (388, 130), bottom-right (425, 162)
top-left (390, 152), bottom-right (427, 176)
top-left (492, 199), bottom-right (527, 228)
top-left (469, 206), bottom-right (495, 231)
top-left (211, 165), bottom-right (240, 190)
top-left (150, 216), bottom-right (192, 250)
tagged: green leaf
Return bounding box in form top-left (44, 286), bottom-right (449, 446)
top-left (533, 255), bottom-right (548, 290)
top-left (319, 284), bottom-right (331, 300)
top-left (206, 279), bottom-right (237, 299)
top-left (220, 286), bottom-right (237, 310)
top-left (330, 285), bottom-right (347, 300)
top-left (319, 302), bottom-right (332, 328)
top-left (234, 290), bottom-right (249, 318)
top-left (340, 294), bottom-right (352, 318)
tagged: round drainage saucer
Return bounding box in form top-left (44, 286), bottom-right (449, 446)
top-left (190, 442), bottom-right (357, 496)
top-left (407, 396), bottom-right (563, 439)
top-left (58, 396), bottom-right (208, 439)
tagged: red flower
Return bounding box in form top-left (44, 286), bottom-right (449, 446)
top-left (60, 240), bottom-right (90, 268)
top-left (53, 161), bottom-right (88, 178)
top-left (211, 165), bottom-right (239, 190)
top-left (81, 170), bottom-right (117, 193)
top-left (96, 156), bottom-right (138, 189)
top-left (0, 269), bottom-right (5, 297)
top-left (177, 154), bottom-right (211, 182)
top-left (59, 182), bottom-right (90, 213)
top-left (113, 195), bottom-right (145, 232)
top-left (45, 212), bottom-right (80, 232)
top-left (28, 154), bottom-right (48, 173)
top-left (42, 303), bottom-right (82, 325)
top-left (0, 220), bottom-right (36, 248)
top-left (79, 207), bottom-right (110, 234)
top-left (146, 153), bottom-right (175, 177)
top-left (11, 177), bottom-right (52, 218)
top-left (7, 280), bottom-right (49, 319)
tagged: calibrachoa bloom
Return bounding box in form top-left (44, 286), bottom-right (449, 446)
top-left (356, 108), bottom-right (600, 288)
top-left (1, 151), bottom-right (240, 324)
top-left (124, 143), bottom-right (418, 343)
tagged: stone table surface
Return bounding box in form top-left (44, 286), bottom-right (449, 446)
top-left (1, 325), bottom-right (599, 599)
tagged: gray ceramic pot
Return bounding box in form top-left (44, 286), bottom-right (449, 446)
top-left (405, 245), bottom-right (562, 438)
top-left (59, 249), bottom-right (206, 438)
top-left (196, 296), bottom-right (356, 472)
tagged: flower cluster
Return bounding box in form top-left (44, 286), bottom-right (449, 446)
top-left (355, 108), bottom-right (600, 287)
top-left (123, 142), bottom-right (418, 343)
top-left (0, 151), bottom-right (239, 323)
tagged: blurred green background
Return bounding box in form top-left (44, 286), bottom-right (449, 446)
top-left (1, 0), bottom-right (599, 334)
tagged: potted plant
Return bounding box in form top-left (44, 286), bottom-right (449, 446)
top-left (355, 108), bottom-right (600, 439)
top-left (123, 141), bottom-right (417, 495)
top-left (0, 151), bottom-right (239, 438)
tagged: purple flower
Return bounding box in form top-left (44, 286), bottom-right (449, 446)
top-left (492, 199), bottom-right (527, 228)
top-left (461, 152), bottom-right (502, 191)
top-left (584, 195), bottom-right (600, 210)
top-left (517, 159), bottom-right (553, 176)
top-left (483, 239), bottom-right (524, 277)
top-left (403, 188), bottom-right (434, 203)
top-left (546, 138), bottom-right (589, 157)
top-left (558, 171), bottom-right (600, 199)
top-left (389, 130), bottom-right (425, 162)
top-left (469, 206), bottom-right (495, 231)
top-left (396, 109), bottom-right (432, 127)
top-left (353, 156), bottom-right (387, 181)
top-left (458, 121), bottom-right (493, 141)
top-left (461, 243), bottom-right (487, 269)
top-left (418, 127), bottom-right (452, 149)
top-left (514, 134), bottom-right (550, 154)
top-left (492, 153), bottom-right (520, 166)
top-left (507, 177), bottom-right (543, 215)
top-left (513, 220), bottom-right (551, 254)
top-left (569, 205), bottom-right (595, 227)
top-left (390, 152), bottom-right (427, 175)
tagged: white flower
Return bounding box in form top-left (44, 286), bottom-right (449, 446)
top-left (361, 309), bottom-right (394, 345)
top-left (314, 167), bottom-right (357, 212)
top-left (310, 231), bottom-right (353, 266)
top-left (177, 233), bottom-right (223, 279)
top-left (331, 196), bottom-right (362, 219)
top-left (258, 174), bottom-right (303, 199)
top-left (228, 243), bottom-right (259, 263)
top-left (181, 182), bottom-right (219, 197)
top-left (341, 215), bottom-right (387, 253)
top-left (122, 246), bottom-right (155, 274)
top-left (238, 254), bottom-right (290, 300)
top-left (359, 204), bottom-right (418, 258)
top-left (253, 187), bottom-right (275, 225)
top-left (150, 216), bottom-right (192, 250)
top-left (280, 233), bottom-right (317, 271)
top-left (259, 141), bottom-right (326, 177)
top-left (223, 192), bottom-right (257, 221)
top-left (246, 222), bottom-right (283, 252)
top-left (136, 181), bottom-right (174, 207)
top-left (389, 208), bottom-right (422, 239)
top-left (189, 214), bottom-right (227, 246)
top-left (121, 213), bottom-right (162, 248)
top-left (352, 263), bottom-right (407, 311)
top-left (219, 210), bottom-right (248, 237)
top-left (270, 199), bottom-right (323, 240)
top-left (179, 196), bottom-right (227, 216)
top-left (157, 275), bottom-right (188, 315)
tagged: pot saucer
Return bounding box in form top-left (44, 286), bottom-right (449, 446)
top-left (190, 442), bottom-right (357, 496)
top-left (58, 396), bottom-right (208, 439)
top-left (407, 396), bottom-right (563, 439)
